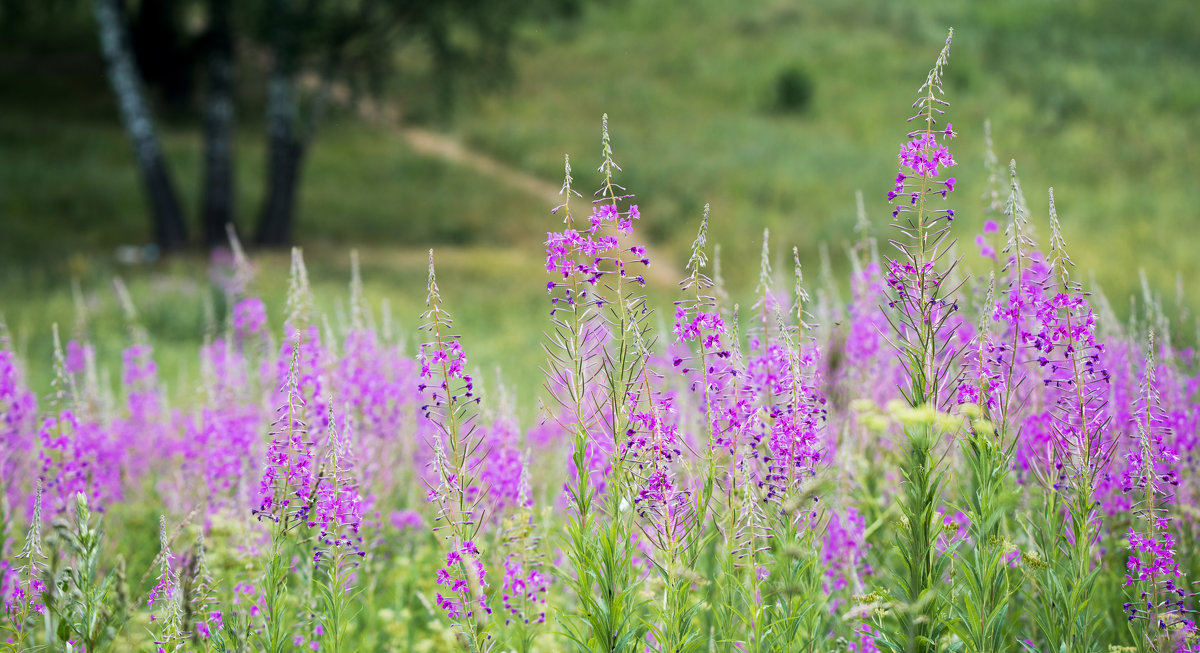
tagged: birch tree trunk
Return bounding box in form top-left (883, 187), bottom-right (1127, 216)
top-left (93, 0), bottom-right (188, 251)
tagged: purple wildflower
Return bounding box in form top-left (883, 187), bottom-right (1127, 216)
top-left (254, 331), bottom-right (317, 528)
top-left (390, 510), bottom-right (425, 532)
top-left (2, 482), bottom-right (46, 639)
top-left (233, 297), bottom-right (268, 344)
top-left (500, 555), bottom-right (549, 625)
top-left (1121, 332), bottom-right (1197, 644)
top-left (420, 251), bottom-right (492, 641)
top-left (0, 350), bottom-right (37, 513)
top-left (310, 407), bottom-right (365, 563)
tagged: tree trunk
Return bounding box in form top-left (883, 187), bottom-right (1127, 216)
top-left (254, 63), bottom-right (308, 246)
top-left (255, 129), bottom-right (306, 247)
top-left (200, 0), bottom-right (235, 248)
top-left (254, 0), bottom-right (302, 247)
top-left (131, 0), bottom-right (194, 110)
top-left (93, 0), bottom-right (188, 252)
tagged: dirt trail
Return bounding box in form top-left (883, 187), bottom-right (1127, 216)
top-left (403, 127), bottom-right (562, 204)
top-left (352, 96), bottom-right (560, 204)
top-left (347, 94), bottom-right (682, 285)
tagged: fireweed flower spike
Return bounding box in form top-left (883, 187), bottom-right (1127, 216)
top-left (1044, 189), bottom-right (1113, 495)
top-left (627, 318), bottom-right (706, 652)
top-left (311, 404), bottom-right (364, 556)
top-left (498, 458), bottom-right (548, 653)
top-left (671, 206), bottom-right (734, 591)
top-left (763, 308), bottom-right (824, 514)
top-left (990, 161), bottom-right (1036, 428)
top-left (253, 326), bottom-right (317, 653)
top-left (746, 230), bottom-right (793, 470)
top-left (625, 323), bottom-right (685, 531)
top-left (313, 403), bottom-right (365, 653)
top-left (1, 480), bottom-right (46, 651)
top-left (673, 205), bottom-right (733, 465)
top-left (786, 252), bottom-right (827, 499)
top-left (255, 329), bottom-right (316, 529)
top-left (0, 347), bottom-right (36, 515)
top-left (1122, 332), bottom-right (1198, 651)
top-left (975, 160), bottom-right (1055, 482)
top-left (1022, 188), bottom-right (1115, 653)
top-left (149, 516), bottom-right (187, 652)
top-left (875, 29), bottom-right (961, 653)
top-left (550, 116), bottom-right (650, 653)
top-left (420, 250), bottom-right (492, 651)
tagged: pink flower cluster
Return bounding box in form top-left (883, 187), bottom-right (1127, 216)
top-left (500, 555), bottom-right (549, 625)
top-left (545, 203), bottom-right (647, 295)
top-left (672, 306), bottom-right (726, 352)
top-left (435, 542), bottom-right (490, 620)
top-left (896, 129), bottom-right (956, 179)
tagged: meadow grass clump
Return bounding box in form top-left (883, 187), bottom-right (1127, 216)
top-left (1, 29), bottom-right (1199, 653)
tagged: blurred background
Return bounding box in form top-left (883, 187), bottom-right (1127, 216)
top-left (1, 0), bottom-right (1198, 398)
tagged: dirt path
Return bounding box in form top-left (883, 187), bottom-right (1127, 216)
top-left (402, 127), bottom-right (562, 205)
top-left (352, 96), bottom-right (560, 203)
top-left (348, 94), bottom-right (682, 285)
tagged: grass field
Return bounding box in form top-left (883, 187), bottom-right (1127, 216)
top-left (453, 0), bottom-right (1200, 296)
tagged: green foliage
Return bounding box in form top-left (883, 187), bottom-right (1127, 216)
top-left (1022, 488), bottom-right (1107, 653)
top-left (947, 426), bottom-right (1021, 653)
top-left (47, 494), bottom-right (131, 653)
top-left (772, 66), bottom-right (814, 115)
top-left (4, 0), bottom-right (1199, 314)
top-left (876, 423), bottom-right (952, 653)
top-left (455, 0), bottom-right (1200, 308)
